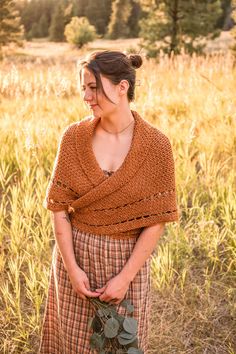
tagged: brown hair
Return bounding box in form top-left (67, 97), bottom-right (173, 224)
top-left (78, 50), bottom-right (143, 103)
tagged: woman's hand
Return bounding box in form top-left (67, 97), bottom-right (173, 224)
top-left (68, 265), bottom-right (100, 300)
top-left (95, 274), bottom-right (131, 305)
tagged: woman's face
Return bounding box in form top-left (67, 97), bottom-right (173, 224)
top-left (80, 67), bottom-right (122, 118)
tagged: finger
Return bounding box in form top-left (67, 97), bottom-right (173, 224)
top-left (108, 299), bottom-right (118, 305)
top-left (95, 285), bottom-right (106, 293)
top-left (72, 287), bottom-right (86, 300)
top-left (83, 288), bottom-right (100, 297)
top-left (80, 283), bottom-right (100, 297)
top-left (77, 292), bottom-right (86, 300)
top-left (84, 279), bottom-right (91, 291)
top-left (113, 299), bottom-right (121, 305)
top-left (99, 293), bottom-right (111, 302)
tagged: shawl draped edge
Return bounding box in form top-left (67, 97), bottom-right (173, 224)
top-left (43, 110), bottom-right (179, 238)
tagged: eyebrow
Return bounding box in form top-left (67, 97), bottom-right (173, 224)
top-left (81, 81), bottom-right (96, 87)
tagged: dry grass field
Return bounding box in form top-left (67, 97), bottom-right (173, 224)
top-left (0, 38), bottom-right (236, 353)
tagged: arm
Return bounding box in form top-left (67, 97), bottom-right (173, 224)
top-left (120, 222), bottom-right (165, 282)
top-left (51, 210), bottom-right (100, 299)
top-left (51, 210), bottom-right (77, 273)
top-left (96, 222), bottom-right (165, 303)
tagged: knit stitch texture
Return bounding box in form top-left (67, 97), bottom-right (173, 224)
top-left (43, 110), bottom-right (179, 239)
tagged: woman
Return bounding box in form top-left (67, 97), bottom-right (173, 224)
top-left (39, 50), bottom-right (178, 353)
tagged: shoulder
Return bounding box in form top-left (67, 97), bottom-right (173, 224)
top-left (60, 115), bottom-right (93, 138)
top-left (148, 126), bottom-right (174, 165)
top-left (144, 119), bottom-right (172, 151)
top-left (154, 128), bottom-right (172, 152)
top-left (147, 125), bottom-right (175, 168)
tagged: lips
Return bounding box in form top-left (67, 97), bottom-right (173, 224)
top-left (89, 104), bottom-right (97, 109)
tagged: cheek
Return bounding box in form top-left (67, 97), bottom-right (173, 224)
top-left (101, 82), bottom-right (118, 101)
top-left (103, 91), bottom-right (118, 106)
top-left (96, 85), bottom-right (119, 108)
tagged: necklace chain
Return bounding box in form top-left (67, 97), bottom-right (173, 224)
top-left (99, 119), bottom-right (135, 134)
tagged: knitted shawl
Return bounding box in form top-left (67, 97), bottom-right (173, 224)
top-left (43, 110), bottom-right (179, 239)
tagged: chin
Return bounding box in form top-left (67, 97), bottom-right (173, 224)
top-left (92, 110), bottom-right (101, 118)
top-left (99, 107), bottom-right (117, 119)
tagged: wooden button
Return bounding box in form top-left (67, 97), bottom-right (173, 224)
top-left (68, 206), bottom-right (75, 213)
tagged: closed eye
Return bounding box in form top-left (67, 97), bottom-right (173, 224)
top-left (81, 87), bottom-right (97, 91)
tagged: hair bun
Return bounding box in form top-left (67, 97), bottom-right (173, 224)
top-left (128, 54), bottom-right (143, 69)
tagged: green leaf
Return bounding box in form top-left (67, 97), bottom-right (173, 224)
top-left (120, 299), bottom-right (134, 314)
top-left (89, 333), bottom-right (104, 350)
top-left (88, 316), bottom-right (94, 329)
top-left (117, 334), bottom-right (137, 345)
top-left (126, 337), bottom-right (138, 349)
top-left (109, 305), bottom-right (118, 315)
top-left (123, 317), bottom-right (138, 335)
top-left (127, 348), bottom-right (144, 354)
top-left (98, 308), bottom-right (110, 317)
top-left (113, 312), bottom-right (125, 326)
top-left (104, 318), bottom-right (120, 338)
top-left (120, 299), bottom-right (130, 307)
top-left (91, 315), bottom-right (102, 333)
top-left (118, 331), bottom-right (134, 340)
top-left (98, 309), bottom-right (104, 317)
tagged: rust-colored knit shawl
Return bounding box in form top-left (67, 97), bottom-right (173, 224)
top-left (43, 110), bottom-right (179, 239)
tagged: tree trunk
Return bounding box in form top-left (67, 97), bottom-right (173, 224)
top-left (170, 0), bottom-right (179, 53)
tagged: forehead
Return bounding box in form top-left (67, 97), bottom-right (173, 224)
top-left (80, 67), bottom-right (96, 84)
top-left (80, 67), bottom-right (116, 91)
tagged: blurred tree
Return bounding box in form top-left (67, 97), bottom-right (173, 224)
top-left (231, 0), bottom-right (236, 51)
top-left (217, 0), bottom-right (234, 30)
top-left (85, 0), bottom-right (112, 35)
top-left (139, 0), bottom-right (223, 56)
top-left (38, 13), bottom-right (49, 37)
top-left (28, 22), bottom-right (41, 38)
top-left (0, 0), bottom-right (24, 57)
top-left (108, 0), bottom-right (132, 39)
top-left (103, 0), bottom-right (113, 33)
top-left (64, 2), bottom-right (73, 25)
top-left (49, 2), bottom-right (65, 41)
top-left (85, 0), bottom-right (106, 35)
top-left (17, 0), bottom-right (56, 40)
top-left (64, 16), bottom-right (96, 48)
top-left (128, 0), bottom-right (143, 37)
top-left (72, 0), bottom-right (88, 17)
top-left (17, 0), bottom-right (37, 34)
top-left (17, 0), bottom-right (141, 41)
top-left (17, 0), bottom-right (113, 40)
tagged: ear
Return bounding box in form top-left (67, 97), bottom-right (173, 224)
top-left (119, 79), bottom-right (129, 97)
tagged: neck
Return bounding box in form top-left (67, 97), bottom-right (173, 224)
top-left (98, 105), bottom-right (134, 134)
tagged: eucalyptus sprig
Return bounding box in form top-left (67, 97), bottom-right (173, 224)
top-left (87, 298), bottom-right (144, 354)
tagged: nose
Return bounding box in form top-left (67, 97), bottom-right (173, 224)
top-left (83, 88), bottom-right (93, 103)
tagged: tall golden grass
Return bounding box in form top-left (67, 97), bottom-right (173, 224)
top-left (0, 52), bottom-right (235, 353)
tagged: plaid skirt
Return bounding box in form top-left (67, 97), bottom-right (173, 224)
top-left (39, 226), bottom-right (151, 353)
